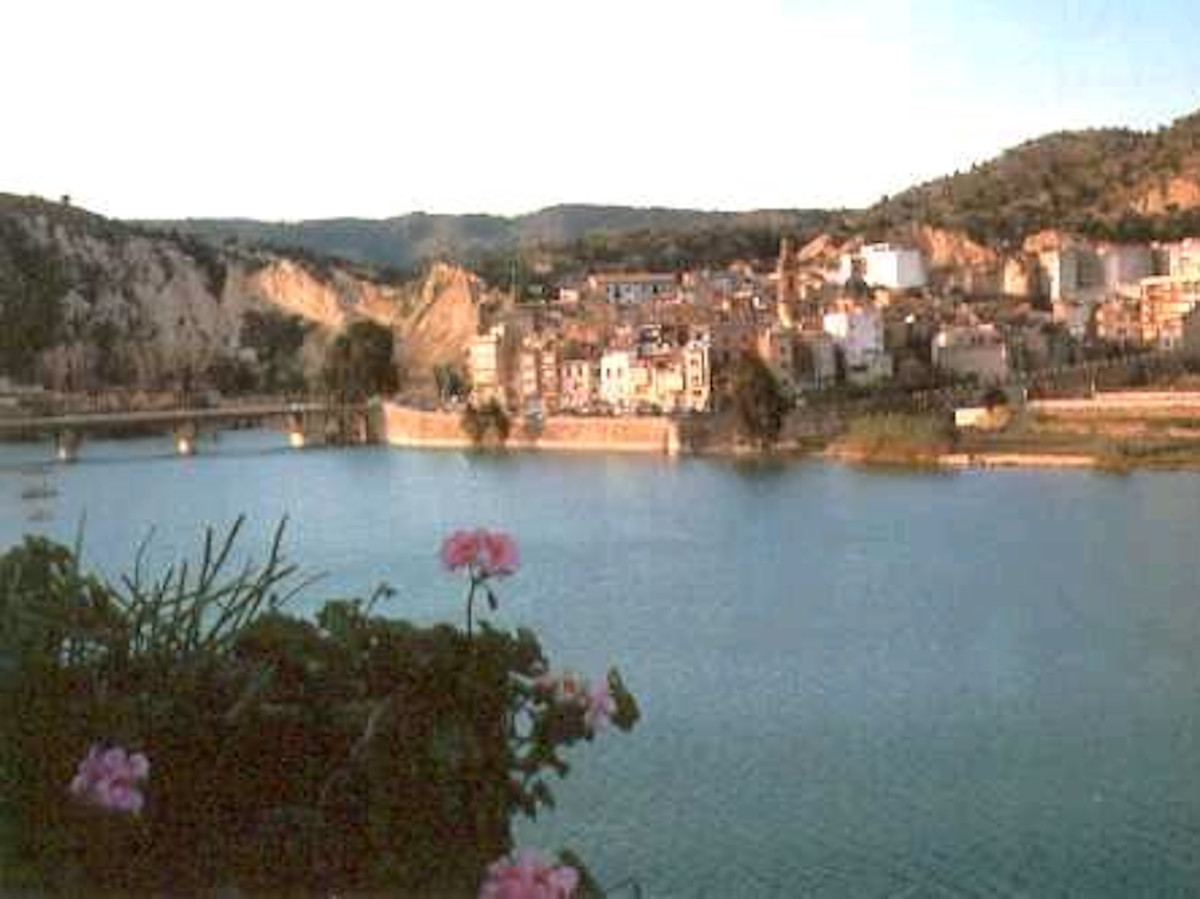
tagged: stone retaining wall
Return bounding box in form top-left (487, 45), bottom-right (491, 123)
top-left (381, 403), bottom-right (684, 454)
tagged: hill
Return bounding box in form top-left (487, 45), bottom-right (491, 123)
top-left (140, 108), bottom-right (1200, 269)
top-left (859, 109), bottom-right (1200, 247)
top-left (140, 205), bottom-right (836, 272)
top-left (0, 194), bottom-right (491, 393)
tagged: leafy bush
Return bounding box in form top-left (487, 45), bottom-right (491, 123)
top-left (323, 320), bottom-right (401, 402)
top-left (462, 400), bottom-right (512, 447)
top-left (0, 218), bottom-right (68, 381)
top-left (730, 353), bottom-right (792, 449)
top-left (0, 520), bottom-right (638, 895)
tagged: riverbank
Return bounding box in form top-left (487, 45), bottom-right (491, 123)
top-left (9, 394), bottom-right (1200, 473)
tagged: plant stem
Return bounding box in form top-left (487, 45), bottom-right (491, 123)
top-left (465, 574), bottom-right (479, 639)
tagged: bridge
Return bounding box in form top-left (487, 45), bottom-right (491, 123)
top-left (0, 400), bottom-right (376, 462)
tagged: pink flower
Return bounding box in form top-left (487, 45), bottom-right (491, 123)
top-left (583, 681), bottom-right (616, 734)
top-left (535, 670), bottom-right (587, 706)
top-left (69, 744), bottom-right (149, 815)
top-left (479, 850), bottom-right (579, 899)
top-left (479, 531), bottom-right (519, 577)
top-left (440, 529), bottom-right (520, 578)
top-left (441, 530), bottom-right (482, 571)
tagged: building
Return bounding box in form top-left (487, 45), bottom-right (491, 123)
top-left (517, 339), bottom-right (561, 413)
top-left (559, 355), bottom-right (600, 412)
top-left (467, 325), bottom-right (516, 407)
top-left (1098, 243), bottom-right (1154, 291)
top-left (793, 331), bottom-right (838, 391)
top-left (681, 339), bottom-right (712, 412)
top-left (823, 306), bottom-right (893, 386)
top-left (931, 325), bottom-right (1009, 384)
top-left (838, 244), bottom-right (927, 291)
top-left (588, 272), bottom-right (677, 305)
top-left (1093, 298), bottom-right (1142, 346)
top-left (599, 349), bottom-right (636, 411)
top-left (1139, 275), bottom-right (1200, 349)
top-left (1164, 238), bottom-right (1200, 279)
top-left (1038, 247), bottom-right (1081, 302)
top-left (1181, 305), bottom-right (1200, 355)
top-left (777, 236), bottom-right (799, 311)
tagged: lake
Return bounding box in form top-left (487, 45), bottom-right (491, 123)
top-left (2, 430), bottom-right (1199, 896)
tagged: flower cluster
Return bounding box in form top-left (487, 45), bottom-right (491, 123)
top-left (69, 745), bottom-right (150, 814)
top-left (479, 850), bottom-right (579, 899)
top-left (535, 670), bottom-right (616, 734)
top-left (441, 529), bottom-right (520, 578)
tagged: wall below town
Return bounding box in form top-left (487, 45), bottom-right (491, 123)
top-left (1031, 390), bottom-right (1200, 418)
top-left (381, 403), bottom-right (684, 454)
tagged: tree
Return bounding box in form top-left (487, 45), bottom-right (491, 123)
top-left (461, 399), bottom-right (511, 447)
top-left (240, 309), bottom-right (310, 392)
top-left (433, 362), bottom-right (469, 403)
top-left (730, 352), bottom-right (791, 448)
top-left (322, 320), bottom-right (400, 402)
top-left (0, 220), bottom-right (68, 382)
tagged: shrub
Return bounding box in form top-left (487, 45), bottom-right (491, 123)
top-left (462, 399), bottom-right (512, 447)
top-left (730, 353), bottom-right (792, 449)
top-left (0, 520), bottom-right (638, 895)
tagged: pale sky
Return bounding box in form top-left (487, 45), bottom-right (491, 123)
top-left (3, 0), bottom-right (1199, 221)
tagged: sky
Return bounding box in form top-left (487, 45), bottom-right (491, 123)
top-left (3, 0), bottom-right (1199, 221)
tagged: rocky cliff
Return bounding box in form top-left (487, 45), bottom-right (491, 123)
top-left (0, 195), bottom-right (487, 393)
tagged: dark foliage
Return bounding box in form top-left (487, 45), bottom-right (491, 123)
top-left (323, 320), bottom-right (400, 402)
top-left (0, 523), bottom-right (637, 895)
top-left (730, 353), bottom-right (792, 448)
top-left (860, 110), bottom-right (1200, 247)
top-left (461, 400), bottom-right (512, 446)
top-left (239, 308), bottom-right (310, 393)
top-left (0, 219), bottom-right (68, 380)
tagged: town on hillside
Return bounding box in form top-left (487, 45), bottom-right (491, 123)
top-left (457, 234), bottom-right (1200, 418)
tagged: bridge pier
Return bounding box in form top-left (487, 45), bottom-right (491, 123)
top-left (55, 430), bottom-right (81, 464)
top-left (287, 411), bottom-right (307, 449)
top-left (174, 420), bottom-right (198, 456)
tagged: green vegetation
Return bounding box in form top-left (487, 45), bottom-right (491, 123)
top-left (838, 413), bottom-right (956, 465)
top-left (0, 219), bottom-right (68, 381)
top-left (239, 308), bottom-right (310, 393)
top-left (730, 353), bottom-right (792, 449)
top-left (138, 206), bottom-right (835, 280)
top-left (461, 399), bottom-right (512, 447)
top-left (860, 111), bottom-right (1200, 247)
top-left (0, 521), bottom-right (637, 895)
top-left (434, 362), bottom-right (470, 403)
top-left (322, 320), bottom-right (400, 402)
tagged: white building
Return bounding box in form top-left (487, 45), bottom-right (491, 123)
top-left (823, 307), bottom-right (893, 385)
top-left (681, 339), bottom-right (712, 412)
top-left (1165, 238), bottom-right (1200, 279)
top-left (838, 244), bottom-right (927, 290)
top-left (599, 350), bottom-right (635, 411)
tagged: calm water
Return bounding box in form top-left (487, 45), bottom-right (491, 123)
top-left (2, 431), bottom-right (1199, 897)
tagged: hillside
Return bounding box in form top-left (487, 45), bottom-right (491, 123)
top-left (141, 205), bottom-right (835, 272)
top-left (860, 109), bottom-right (1200, 247)
top-left (141, 109), bottom-right (1200, 270)
top-left (0, 194), bottom-right (489, 393)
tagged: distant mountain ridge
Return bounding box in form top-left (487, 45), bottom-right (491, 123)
top-left (137, 205), bottom-right (834, 271)
top-left (125, 104), bottom-right (1200, 267)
